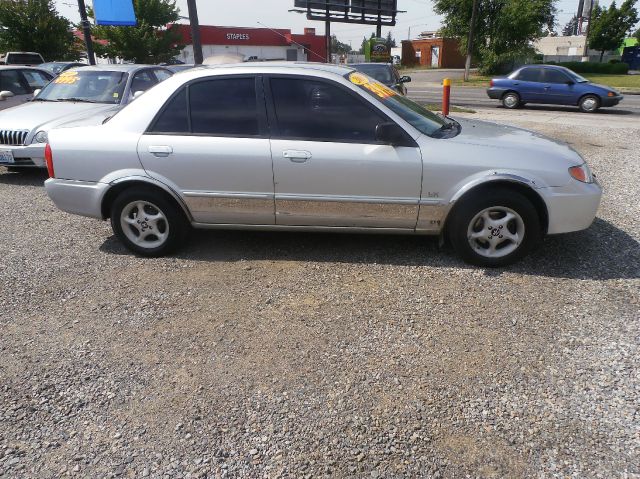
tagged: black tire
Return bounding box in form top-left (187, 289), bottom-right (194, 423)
top-left (110, 187), bottom-right (189, 257)
top-left (502, 91), bottom-right (521, 109)
top-left (579, 95), bottom-right (600, 113)
top-left (448, 187), bottom-right (542, 267)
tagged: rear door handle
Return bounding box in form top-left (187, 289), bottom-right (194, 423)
top-left (148, 145), bottom-right (173, 157)
top-left (283, 150), bottom-right (311, 163)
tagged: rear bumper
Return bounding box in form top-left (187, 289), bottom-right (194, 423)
top-left (45, 178), bottom-right (108, 219)
top-left (486, 87), bottom-right (507, 100)
top-left (540, 180), bottom-right (602, 235)
top-left (600, 95), bottom-right (623, 107)
top-left (0, 144), bottom-right (45, 168)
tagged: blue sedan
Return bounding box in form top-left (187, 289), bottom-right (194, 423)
top-left (487, 65), bottom-right (623, 113)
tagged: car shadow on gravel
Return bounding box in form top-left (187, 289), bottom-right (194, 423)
top-left (0, 169), bottom-right (48, 186)
top-left (99, 218), bottom-right (638, 280)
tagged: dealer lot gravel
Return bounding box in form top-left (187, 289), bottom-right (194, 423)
top-left (0, 113), bottom-right (638, 477)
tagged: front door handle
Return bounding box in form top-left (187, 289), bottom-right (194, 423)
top-left (148, 145), bottom-right (173, 157)
top-left (283, 150), bottom-right (311, 163)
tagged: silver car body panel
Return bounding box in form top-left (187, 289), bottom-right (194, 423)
top-left (44, 62), bottom-right (601, 237)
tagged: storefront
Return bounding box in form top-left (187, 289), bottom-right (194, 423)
top-left (401, 38), bottom-right (465, 68)
top-left (174, 25), bottom-right (327, 63)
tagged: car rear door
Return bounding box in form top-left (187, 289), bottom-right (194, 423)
top-left (138, 75), bottom-right (275, 225)
top-left (266, 75), bottom-right (422, 229)
top-left (512, 67), bottom-right (545, 103)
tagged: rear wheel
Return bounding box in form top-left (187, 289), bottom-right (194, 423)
top-left (579, 95), bottom-right (600, 113)
top-left (502, 92), bottom-right (521, 109)
top-left (110, 187), bottom-right (189, 257)
top-left (448, 188), bottom-right (541, 267)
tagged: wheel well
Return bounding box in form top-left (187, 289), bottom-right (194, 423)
top-left (577, 93), bottom-right (601, 106)
top-left (444, 181), bottom-right (549, 236)
top-left (101, 181), bottom-right (190, 220)
top-left (502, 90), bottom-right (519, 99)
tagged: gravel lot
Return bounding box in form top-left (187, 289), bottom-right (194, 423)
top-left (1, 110), bottom-right (638, 478)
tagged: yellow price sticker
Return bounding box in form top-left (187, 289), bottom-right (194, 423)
top-left (348, 71), bottom-right (397, 99)
top-left (54, 71), bottom-right (79, 84)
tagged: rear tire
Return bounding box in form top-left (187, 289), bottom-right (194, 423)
top-left (448, 188), bottom-right (541, 267)
top-left (110, 187), bottom-right (189, 257)
top-left (502, 92), bottom-right (521, 109)
top-left (579, 95), bottom-right (600, 113)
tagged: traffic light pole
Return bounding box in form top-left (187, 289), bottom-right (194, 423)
top-left (77, 0), bottom-right (96, 65)
top-left (186, 0), bottom-right (203, 64)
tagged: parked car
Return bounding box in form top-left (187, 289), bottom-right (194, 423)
top-left (43, 63), bottom-right (601, 267)
top-left (0, 52), bottom-right (44, 66)
top-left (487, 64), bottom-right (623, 113)
top-left (39, 62), bottom-right (87, 76)
top-left (0, 64), bottom-right (172, 169)
top-left (0, 66), bottom-right (53, 111)
top-left (350, 62), bottom-right (411, 95)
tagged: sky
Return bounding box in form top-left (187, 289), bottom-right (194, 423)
top-left (55, 0), bottom-right (616, 47)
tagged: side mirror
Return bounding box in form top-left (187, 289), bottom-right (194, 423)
top-left (0, 90), bottom-right (14, 100)
top-left (132, 90), bottom-right (145, 99)
top-left (399, 75), bottom-right (412, 83)
top-left (33, 89), bottom-right (41, 97)
top-left (375, 123), bottom-right (414, 147)
top-left (566, 80), bottom-right (575, 85)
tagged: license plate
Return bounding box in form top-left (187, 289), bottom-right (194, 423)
top-left (0, 150), bottom-right (14, 164)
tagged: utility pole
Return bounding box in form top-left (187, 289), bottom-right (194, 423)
top-left (77, 0), bottom-right (96, 65)
top-left (326, 20), bottom-right (331, 63)
top-left (464, 0), bottom-right (479, 82)
top-left (581, 0), bottom-right (592, 61)
top-left (186, 0), bottom-right (203, 64)
top-left (376, 0), bottom-right (382, 37)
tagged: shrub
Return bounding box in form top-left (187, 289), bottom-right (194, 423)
top-left (553, 61), bottom-right (629, 74)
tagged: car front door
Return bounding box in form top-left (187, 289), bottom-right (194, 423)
top-left (138, 76), bottom-right (275, 225)
top-left (541, 68), bottom-right (577, 105)
top-left (266, 75), bottom-right (422, 229)
top-left (512, 67), bottom-right (545, 103)
top-left (0, 69), bottom-right (36, 109)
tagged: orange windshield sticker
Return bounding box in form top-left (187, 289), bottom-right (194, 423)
top-left (54, 71), bottom-right (79, 84)
top-left (349, 71), bottom-right (397, 99)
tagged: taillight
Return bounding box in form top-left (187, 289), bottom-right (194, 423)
top-left (490, 79), bottom-right (494, 87)
top-left (44, 143), bottom-right (54, 178)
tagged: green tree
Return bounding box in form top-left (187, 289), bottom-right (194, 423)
top-left (385, 31), bottom-right (396, 50)
top-left (90, 0), bottom-right (183, 63)
top-left (331, 35), bottom-right (352, 55)
top-left (588, 0), bottom-right (638, 62)
top-left (562, 15), bottom-right (579, 36)
top-left (0, 0), bottom-right (78, 61)
top-left (433, 0), bottom-right (556, 74)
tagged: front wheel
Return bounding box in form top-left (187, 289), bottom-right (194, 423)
top-left (579, 95), bottom-right (600, 113)
top-left (110, 187), bottom-right (189, 257)
top-left (448, 188), bottom-right (541, 267)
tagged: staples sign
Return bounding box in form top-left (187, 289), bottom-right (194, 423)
top-left (227, 33), bottom-right (250, 41)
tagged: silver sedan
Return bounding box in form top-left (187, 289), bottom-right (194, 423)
top-left (43, 63), bottom-right (602, 266)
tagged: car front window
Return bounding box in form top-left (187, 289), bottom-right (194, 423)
top-left (346, 71), bottom-right (447, 137)
top-left (35, 70), bottom-right (128, 104)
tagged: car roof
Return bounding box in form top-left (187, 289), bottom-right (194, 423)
top-left (196, 61), bottom-right (355, 75)
top-left (0, 65), bottom-right (49, 70)
top-left (71, 64), bottom-right (167, 73)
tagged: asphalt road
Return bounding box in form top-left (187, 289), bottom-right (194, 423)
top-left (407, 84), bottom-right (640, 115)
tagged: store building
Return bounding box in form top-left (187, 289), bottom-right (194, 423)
top-left (401, 37), bottom-right (465, 68)
top-left (173, 25), bottom-right (327, 63)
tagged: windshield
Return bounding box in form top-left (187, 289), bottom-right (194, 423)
top-left (352, 64), bottom-right (394, 84)
top-left (346, 71), bottom-right (448, 137)
top-left (36, 70), bottom-right (128, 104)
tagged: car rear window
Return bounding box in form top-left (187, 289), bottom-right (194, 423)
top-left (6, 53), bottom-right (43, 65)
top-left (514, 68), bottom-right (543, 82)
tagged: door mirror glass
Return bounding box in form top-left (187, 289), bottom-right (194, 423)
top-left (399, 75), bottom-right (412, 83)
top-left (33, 88), bottom-right (41, 97)
top-left (375, 122), bottom-right (413, 146)
top-left (132, 90), bottom-right (145, 99)
top-left (0, 90), bottom-right (14, 99)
